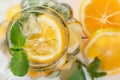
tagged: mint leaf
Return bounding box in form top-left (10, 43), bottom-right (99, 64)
top-left (87, 57), bottom-right (107, 80)
top-left (87, 57), bottom-right (100, 73)
top-left (10, 21), bottom-right (25, 47)
top-left (93, 72), bottom-right (107, 78)
top-left (10, 47), bottom-right (23, 51)
top-left (10, 51), bottom-right (29, 76)
top-left (67, 64), bottom-right (86, 80)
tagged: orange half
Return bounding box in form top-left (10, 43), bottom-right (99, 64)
top-left (80, 0), bottom-right (120, 36)
top-left (83, 28), bottom-right (120, 75)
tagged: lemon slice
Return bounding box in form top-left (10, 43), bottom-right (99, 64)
top-left (83, 28), bottom-right (120, 75)
top-left (24, 14), bottom-right (65, 63)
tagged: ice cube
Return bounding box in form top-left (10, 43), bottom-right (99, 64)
top-left (22, 13), bottom-right (40, 36)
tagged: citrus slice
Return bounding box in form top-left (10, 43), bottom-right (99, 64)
top-left (24, 14), bottom-right (66, 63)
top-left (83, 28), bottom-right (120, 75)
top-left (80, 0), bottom-right (120, 36)
top-left (0, 21), bottom-right (8, 39)
top-left (6, 4), bottom-right (21, 21)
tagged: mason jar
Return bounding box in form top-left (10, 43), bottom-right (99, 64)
top-left (5, 6), bottom-right (82, 79)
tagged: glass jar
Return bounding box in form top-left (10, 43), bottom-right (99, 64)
top-left (5, 6), bottom-right (82, 79)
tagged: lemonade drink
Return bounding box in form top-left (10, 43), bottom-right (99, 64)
top-left (6, 6), bottom-right (81, 77)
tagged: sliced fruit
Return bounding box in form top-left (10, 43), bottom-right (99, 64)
top-left (28, 70), bottom-right (48, 78)
top-left (6, 4), bottom-right (21, 21)
top-left (80, 0), bottom-right (120, 36)
top-left (0, 21), bottom-right (8, 39)
top-left (83, 28), bottom-right (120, 75)
top-left (24, 14), bottom-right (66, 63)
top-left (28, 54), bottom-right (67, 78)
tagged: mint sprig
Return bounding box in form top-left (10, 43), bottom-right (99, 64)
top-left (9, 20), bottom-right (29, 76)
top-left (68, 57), bottom-right (107, 80)
top-left (10, 21), bottom-right (25, 47)
top-left (87, 57), bottom-right (107, 80)
top-left (68, 63), bottom-right (86, 80)
top-left (10, 51), bottom-right (29, 76)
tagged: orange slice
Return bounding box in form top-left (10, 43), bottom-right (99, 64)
top-left (24, 14), bottom-right (66, 63)
top-left (80, 0), bottom-right (120, 36)
top-left (83, 28), bottom-right (120, 75)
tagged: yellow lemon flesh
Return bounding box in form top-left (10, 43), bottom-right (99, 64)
top-left (24, 14), bottom-right (65, 63)
top-left (6, 4), bottom-right (21, 21)
top-left (0, 21), bottom-right (8, 39)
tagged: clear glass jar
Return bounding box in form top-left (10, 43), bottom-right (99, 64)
top-left (5, 6), bottom-right (82, 79)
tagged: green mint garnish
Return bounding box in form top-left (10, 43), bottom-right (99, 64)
top-left (10, 51), bottom-right (29, 76)
top-left (68, 57), bottom-right (107, 80)
top-left (68, 63), bottom-right (86, 80)
top-left (9, 20), bottom-right (29, 76)
top-left (10, 47), bottom-right (23, 51)
top-left (10, 21), bottom-right (25, 47)
top-left (87, 57), bottom-right (107, 80)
